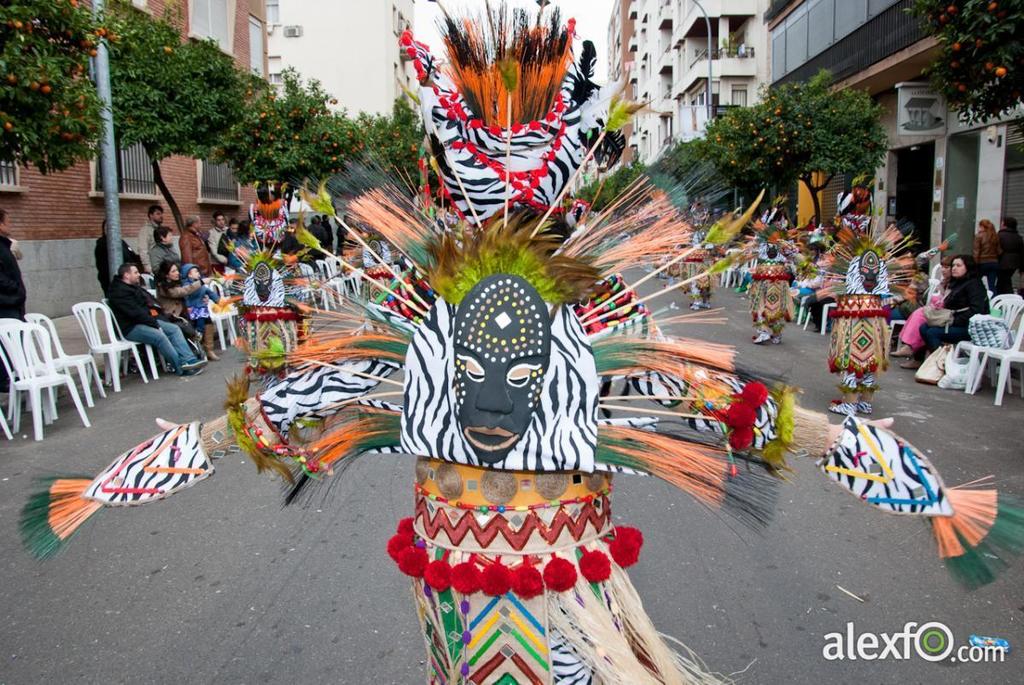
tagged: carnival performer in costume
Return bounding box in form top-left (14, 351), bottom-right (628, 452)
top-left (250, 182), bottom-right (289, 246)
top-left (745, 224), bottom-right (799, 344)
top-left (684, 225), bottom-right (714, 310)
top-left (22, 6), bottom-right (1024, 685)
top-left (818, 223), bottom-right (916, 416)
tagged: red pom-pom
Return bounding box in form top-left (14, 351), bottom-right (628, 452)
top-left (729, 425), bottom-right (755, 450)
top-left (578, 549), bottom-right (612, 583)
top-left (424, 560), bottom-right (452, 591)
top-left (481, 563), bottom-right (512, 596)
top-left (396, 517), bottom-right (415, 536)
top-left (387, 532), bottom-right (413, 562)
top-left (608, 526), bottom-right (644, 568)
top-left (451, 562), bottom-right (482, 595)
top-left (398, 546), bottom-right (428, 577)
top-left (510, 565), bottom-right (544, 599)
top-left (741, 382), bottom-right (770, 406)
top-left (543, 557), bottom-right (578, 592)
top-left (725, 402), bottom-right (757, 429)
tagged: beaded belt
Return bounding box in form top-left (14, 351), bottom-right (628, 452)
top-left (831, 293), bottom-right (886, 319)
top-left (752, 263), bottom-right (790, 281)
top-left (413, 458), bottom-right (613, 555)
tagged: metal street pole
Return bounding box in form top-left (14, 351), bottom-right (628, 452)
top-left (692, 0), bottom-right (713, 123)
top-left (92, 0), bottom-right (123, 283)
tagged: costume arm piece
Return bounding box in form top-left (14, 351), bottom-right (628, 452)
top-left (21, 421), bottom-right (219, 559)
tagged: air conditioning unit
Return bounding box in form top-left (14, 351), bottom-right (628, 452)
top-left (283, 25), bottom-right (303, 38)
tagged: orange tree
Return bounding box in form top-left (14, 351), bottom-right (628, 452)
top-left (218, 69), bottom-right (363, 198)
top-left (220, 71), bottom-right (425, 198)
top-left (912, 1), bottom-right (1024, 124)
top-left (0, 0), bottom-right (104, 172)
top-left (698, 70), bottom-right (886, 222)
top-left (106, 3), bottom-right (247, 229)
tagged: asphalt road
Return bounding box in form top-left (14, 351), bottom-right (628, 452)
top-left (1, 284), bottom-right (1022, 685)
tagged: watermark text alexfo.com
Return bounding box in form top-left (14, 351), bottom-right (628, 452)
top-left (822, 622), bottom-right (1006, 663)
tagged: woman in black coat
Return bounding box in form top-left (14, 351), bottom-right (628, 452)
top-left (919, 254), bottom-right (990, 352)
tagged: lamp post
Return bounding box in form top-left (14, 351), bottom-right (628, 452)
top-left (692, 0), bottom-right (714, 124)
top-left (92, 0), bottom-right (123, 281)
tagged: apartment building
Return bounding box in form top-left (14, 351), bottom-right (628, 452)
top-left (1, 0), bottom-right (265, 316)
top-left (610, 0), bottom-right (772, 164)
top-left (769, 0), bottom-right (1023, 252)
top-left (266, 0), bottom-right (416, 116)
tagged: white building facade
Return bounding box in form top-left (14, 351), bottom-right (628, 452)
top-left (265, 0), bottom-right (416, 115)
top-left (613, 0), bottom-right (772, 163)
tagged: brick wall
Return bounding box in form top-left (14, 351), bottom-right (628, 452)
top-left (1, 0), bottom-right (265, 315)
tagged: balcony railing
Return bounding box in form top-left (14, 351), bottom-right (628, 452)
top-left (0, 160), bottom-right (17, 188)
top-left (690, 46), bottom-right (756, 68)
top-left (200, 160), bottom-right (240, 202)
top-left (95, 142), bottom-right (156, 196)
top-left (773, 0), bottom-right (925, 86)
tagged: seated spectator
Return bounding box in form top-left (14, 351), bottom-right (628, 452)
top-left (917, 254), bottom-right (990, 356)
top-left (95, 220), bottom-right (143, 296)
top-left (180, 262), bottom-right (221, 361)
top-left (894, 257), bottom-right (952, 366)
top-left (149, 226), bottom-right (181, 273)
top-left (154, 260), bottom-right (202, 341)
top-left (107, 263), bottom-right (205, 377)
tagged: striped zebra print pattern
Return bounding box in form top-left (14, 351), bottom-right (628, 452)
top-left (628, 371), bottom-right (780, 450)
top-left (409, 37), bottom-right (613, 223)
top-left (260, 360), bottom-right (398, 436)
top-left (845, 254), bottom-right (891, 296)
top-left (401, 299), bottom-right (599, 472)
top-left (83, 422), bottom-right (212, 506)
top-left (821, 417), bottom-right (953, 516)
top-left (550, 628), bottom-right (593, 685)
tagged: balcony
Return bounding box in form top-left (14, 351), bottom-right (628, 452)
top-left (628, 0), bottom-right (638, 20)
top-left (658, 46), bottom-right (674, 75)
top-left (675, 104), bottom-right (739, 142)
top-left (773, 0), bottom-right (926, 86)
top-left (628, 35), bottom-right (638, 53)
top-left (679, 0), bottom-right (756, 38)
top-left (676, 47), bottom-right (758, 95)
top-left (658, 0), bottom-right (673, 29)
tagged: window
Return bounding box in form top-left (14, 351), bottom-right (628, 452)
top-left (266, 0), bottom-right (280, 24)
top-left (268, 56), bottom-right (282, 85)
top-left (200, 160), bottom-right (240, 202)
top-left (0, 160), bottom-right (20, 190)
top-left (248, 16), bottom-right (265, 75)
top-left (731, 87), bottom-right (747, 107)
top-left (191, 0), bottom-right (230, 51)
top-left (807, 0), bottom-right (834, 59)
top-left (95, 142), bottom-right (156, 196)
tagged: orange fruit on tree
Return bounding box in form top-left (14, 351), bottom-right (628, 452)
top-left (41, 84), bottom-right (52, 95)
top-left (951, 42), bottom-right (961, 52)
top-left (995, 66), bottom-right (1008, 78)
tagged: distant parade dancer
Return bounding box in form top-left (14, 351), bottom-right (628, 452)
top-left (744, 223), bottom-right (799, 344)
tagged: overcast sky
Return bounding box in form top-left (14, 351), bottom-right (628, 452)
top-left (414, 0), bottom-right (616, 82)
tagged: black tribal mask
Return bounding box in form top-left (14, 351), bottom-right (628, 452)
top-left (453, 275), bottom-right (551, 463)
top-left (859, 250), bottom-right (880, 293)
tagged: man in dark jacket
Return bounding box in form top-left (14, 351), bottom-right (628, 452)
top-left (0, 208), bottom-right (25, 321)
top-left (997, 216), bottom-right (1023, 295)
top-left (107, 264), bottom-right (205, 377)
top-left (95, 221), bottom-right (143, 296)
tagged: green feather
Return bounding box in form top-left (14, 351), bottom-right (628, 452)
top-left (497, 59), bottom-right (519, 92)
top-left (20, 475), bottom-right (96, 560)
top-left (435, 242), bottom-right (566, 305)
top-left (705, 188), bottom-right (766, 245)
top-left (301, 181), bottom-right (336, 216)
top-left (295, 226), bottom-right (322, 252)
top-left (943, 498), bottom-right (1024, 589)
top-left (605, 95), bottom-right (644, 133)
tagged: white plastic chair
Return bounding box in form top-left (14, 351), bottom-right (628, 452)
top-left (207, 280), bottom-right (238, 351)
top-left (0, 321), bottom-right (91, 441)
top-left (959, 297), bottom-right (1024, 395)
top-left (962, 305), bottom-right (1024, 404)
top-left (25, 313), bottom-right (106, 408)
top-left (72, 302), bottom-right (153, 392)
top-left (0, 342), bottom-right (14, 439)
top-left (820, 302), bottom-right (835, 335)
